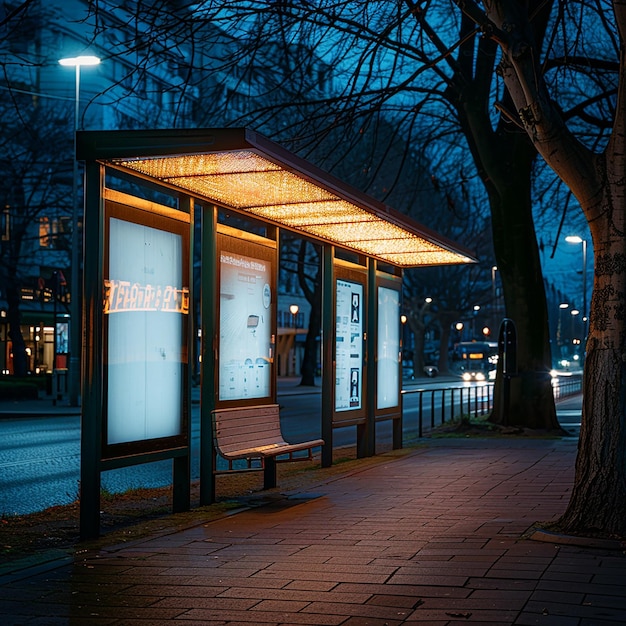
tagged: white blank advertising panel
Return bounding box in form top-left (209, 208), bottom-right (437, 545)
top-left (219, 249), bottom-right (272, 401)
top-left (106, 217), bottom-right (187, 445)
top-left (377, 286), bottom-right (400, 409)
top-left (335, 279), bottom-right (363, 411)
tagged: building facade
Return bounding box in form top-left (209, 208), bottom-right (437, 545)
top-left (0, 0), bottom-right (332, 378)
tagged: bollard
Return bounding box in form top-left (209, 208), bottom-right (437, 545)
top-left (497, 318), bottom-right (518, 420)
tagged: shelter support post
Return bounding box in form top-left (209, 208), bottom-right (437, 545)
top-left (363, 257), bottom-right (377, 457)
top-left (321, 244), bottom-right (334, 468)
top-left (172, 194), bottom-right (194, 513)
top-left (80, 161), bottom-right (105, 540)
top-left (200, 204), bottom-right (219, 505)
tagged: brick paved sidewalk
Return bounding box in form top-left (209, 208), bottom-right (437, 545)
top-left (1, 437), bottom-right (625, 625)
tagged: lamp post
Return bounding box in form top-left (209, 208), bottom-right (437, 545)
top-left (570, 308), bottom-right (580, 344)
top-left (289, 304), bottom-right (299, 376)
top-left (59, 55), bottom-right (100, 406)
top-left (565, 235), bottom-right (588, 346)
top-left (455, 322), bottom-right (464, 342)
top-left (491, 266), bottom-right (498, 328)
top-left (558, 303), bottom-right (569, 353)
top-left (472, 305), bottom-right (480, 339)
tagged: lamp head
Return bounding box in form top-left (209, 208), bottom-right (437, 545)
top-left (59, 55), bottom-right (101, 67)
top-left (565, 235), bottom-right (583, 244)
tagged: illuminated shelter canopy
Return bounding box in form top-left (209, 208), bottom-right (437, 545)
top-left (77, 128), bottom-right (476, 268)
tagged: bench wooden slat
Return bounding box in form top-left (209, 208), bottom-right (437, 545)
top-left (212, 404), bottom-right (323, 461)
top-left (217, 439), bottom-right (324, 461)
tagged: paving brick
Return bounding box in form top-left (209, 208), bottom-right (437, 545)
top-left (3, 432), bottom-right (625, 625)
top-left (182, 607), bottom-right (345, 624)
top-left (301, 599), bottom-right (415, 620)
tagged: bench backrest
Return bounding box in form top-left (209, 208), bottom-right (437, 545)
top-left (213, 404), bottom-right (286, 455)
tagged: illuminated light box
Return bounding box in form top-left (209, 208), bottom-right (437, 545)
top-left (335, 278), bottom-right (364, 412)
top-left (377, 286), bottom-right (400, 410)
top-left (218, 248), bottom-right (273, 402)
top-left (104, 198), bottom-right (190, 448)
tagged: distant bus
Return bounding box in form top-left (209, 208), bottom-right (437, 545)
top-left (453, 341), bottom-right (498, 381)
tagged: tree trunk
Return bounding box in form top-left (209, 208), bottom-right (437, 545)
top-left (409, 319), bottom-right (425, 375)
top-left (300, 298), bottom-right (320, 386)
top-left (477, 0), bottom-right (626, 536)
top-left (450, 10), bottom-right (558, 430)
top-left (297, 241), bottom-right (321, 387)
top-left (554, 5), bottom-right (626, 533)
top-left (557, 176), bottom-right (626, 536)
top-left (459, 111), bottom-right (559, 429)
top-left (437, 313), bottom-right (457, 374)
top-left (488, 166), bottom-right (559, 429)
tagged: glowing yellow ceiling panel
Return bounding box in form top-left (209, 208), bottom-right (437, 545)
top-left (92, 129), bottom-right (476, 268)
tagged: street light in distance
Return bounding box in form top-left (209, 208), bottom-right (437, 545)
top-left (565, 235), bottom-right (588, 347)
top-left (288, 304), bottom-right (300, 376)
top-left (289, 304), bottom-right (299, 326)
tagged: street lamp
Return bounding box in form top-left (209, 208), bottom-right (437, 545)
top-left (472, 305), bottom-right (480, 339)
top-left (59, 55), bottom-right (101, 406)
top-left (491, 265), bottom-right (500, 329)
top-left (557, 303), bottom-right (569, 349)
top-left (570, 308), bottom-right (581, 353)
top-left (288, 304), bottom-right (299, 376)
top-left (289, 304), bottom-right (299, 326)
top-left (455, 322), bottom-right (464, 342)
top-left (565, 235), bottom-right (588, 345)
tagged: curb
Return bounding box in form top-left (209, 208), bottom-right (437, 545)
top-left (529, 528), bottom-right (626, 551)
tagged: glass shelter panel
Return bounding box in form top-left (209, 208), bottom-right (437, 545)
top-left (377, 286), bottom-right (400, 410)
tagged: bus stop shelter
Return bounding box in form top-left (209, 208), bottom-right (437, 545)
top-left (76, 127), bottom-right (476, 538)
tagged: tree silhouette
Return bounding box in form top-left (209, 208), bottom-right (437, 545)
top-left (456, 0), bottom-right (624, 538)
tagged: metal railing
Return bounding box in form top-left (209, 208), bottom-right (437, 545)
top-left (552, 374), bottom-right (583, 399)
top-left (401, 383), bottom-right (494, 438)
top-left (402, 374), bottom-right (583, 437)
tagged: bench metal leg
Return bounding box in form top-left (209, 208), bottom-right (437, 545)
top-left (356, 423), bottom-right (368, 458)
top-left (264, 457), bottom-right (277, 489)
top-left (173, 454), bottom-right (191, 513)
top-left (393, 416), bottom-right (403, 450)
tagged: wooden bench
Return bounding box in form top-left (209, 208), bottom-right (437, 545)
top-left (212, 404), bottom-right (324, 489)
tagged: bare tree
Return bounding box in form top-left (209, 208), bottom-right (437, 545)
top-left (148, 1), bottom-right (558, 429)
top-left (0, 2), bottom-right (77, 376)
top-left (0, 95), bottom-right (73, 376)
top-left (450, 0), bottom-right (625, 537)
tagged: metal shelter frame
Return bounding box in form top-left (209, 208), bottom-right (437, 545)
top-left (77, 128), bottom-right (476, 538)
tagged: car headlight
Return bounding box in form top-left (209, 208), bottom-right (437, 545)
top-left (462, 372), bottom-right (471, 381)
top-left (476, 372), bottom-right (486, 381)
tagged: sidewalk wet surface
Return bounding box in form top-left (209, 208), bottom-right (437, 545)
top-left (1, 436), bottom-right (625, 624)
